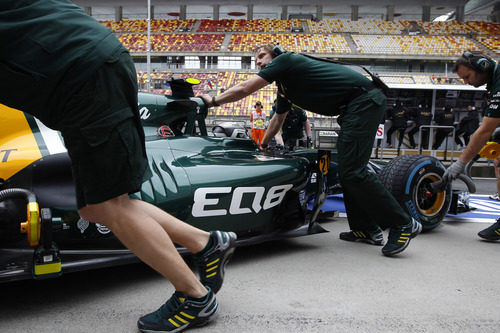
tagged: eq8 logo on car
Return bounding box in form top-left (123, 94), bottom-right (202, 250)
top-left (192, 184), bottom-right (293, 217)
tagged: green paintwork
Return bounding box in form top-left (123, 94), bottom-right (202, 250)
top-left (134, 136), bottom-right (310, 233)
top-left (2, 86), bottom-right (334, 243)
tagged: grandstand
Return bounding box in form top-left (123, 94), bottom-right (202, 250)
top-left (74, 0), bottom-right (499, 157)
top-left (111, 17), bottom-right (498, 116)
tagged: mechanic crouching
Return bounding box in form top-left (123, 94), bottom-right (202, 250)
top-left (0, 2), bottom-right (236, 333)
top-left (201, 44), bottom-right (422, 257)
top-left (445, 51), bottom-right (500, 241)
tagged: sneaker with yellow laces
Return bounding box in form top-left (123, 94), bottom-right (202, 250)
top-left (382, 218), bottom-right (422, 257)
top-left (137, 287), bottom-right (218, 333)
top-left (478, 218), bottom-right (500, 241)
top-left (339, 228), bottom-right (384, 245)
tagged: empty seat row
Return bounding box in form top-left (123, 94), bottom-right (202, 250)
top-left (308, 19), bottom-right (411, 34)
top-left (101, 19), bottom-right (196, 32)
top-left (100, 19), bottom-right (500, 38)
top-left (476, 36), bottom-right (500, 53)
top-left (352, 35), bottom-right (481, 56)
top-left (227, 33), bottom-right (351, 53)
top-left (197, 19), bottom-right (299, 33)
top-left (118, 33), bottom-right (225, 52)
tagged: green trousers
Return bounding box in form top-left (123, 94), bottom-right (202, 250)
top-left (336, 89), bottom-right (410, 231)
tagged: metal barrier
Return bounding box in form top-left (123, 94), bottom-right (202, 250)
top-left (418, 125), bottom-right (456, 161)
top-left (314, 127), bottom-right (338, 149)
top-left (211, 118), bottom-right (246, 127)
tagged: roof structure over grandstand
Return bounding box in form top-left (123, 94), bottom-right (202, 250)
top-left (75, 0), bottom-right (468, 5)
top-left (73, 0), bottom-right (498, 22)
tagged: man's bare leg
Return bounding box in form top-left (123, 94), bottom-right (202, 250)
top-left (129, 199), bottom-right (210, 254)
top-left (78, 194), bottom-right (208, 298)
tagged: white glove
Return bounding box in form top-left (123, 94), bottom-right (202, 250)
top-left (443, 160), bottom-right (466, 182)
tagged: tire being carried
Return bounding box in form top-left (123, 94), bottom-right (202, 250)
top-left (379, 154), bottom-right (451, 231)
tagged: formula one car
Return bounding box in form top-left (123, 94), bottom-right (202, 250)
top-left (0, 78), bottom-right (468, 282)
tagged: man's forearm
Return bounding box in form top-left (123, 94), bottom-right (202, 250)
top-left (212, 75), bottom-right (269, 106)
top-left (274, 132), bottom-right (284, 145)
top-left (215, 83), bottom-right (253, 105)
top-left (262, 113), bottom-right (286, 145)
top-left (460, 128), bottom-right (492, 163)
top-left (305, 120), bottom-right (312, 137)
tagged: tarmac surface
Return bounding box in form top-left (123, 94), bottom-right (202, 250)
top-left (0, 178), bottom-right (499, 333)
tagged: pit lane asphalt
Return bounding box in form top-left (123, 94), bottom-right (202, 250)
top-left (1, 178), bottom-right (499, 333)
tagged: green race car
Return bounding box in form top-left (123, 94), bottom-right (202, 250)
top-left (0, 78), bottom-right (463, 282)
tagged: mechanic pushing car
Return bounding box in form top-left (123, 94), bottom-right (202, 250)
top-left (0, 1), bottom-right (236, 332)
top-left (445, 51), bottom-right (500, 241)
top-left (201, 44), bottom-right (422, 257)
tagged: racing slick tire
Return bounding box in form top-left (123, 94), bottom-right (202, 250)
top-left (379, 154), bottom-right (451, 231)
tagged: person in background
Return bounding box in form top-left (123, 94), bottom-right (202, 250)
top-left (444, 51), bottom-right (500, 241)
top-left (0, 2), bottom-right (236, 333)
top-left (408, 103), bottom-right (432, 149)
top-left (455, 105), bottom-right (480, 149)
top-left (250, 101), bottom-right (266, 148)
top-left (432, 105), bottom-right (455, 150)
top-left (270, 102), bottom-right (312, 149)
top-left (201, 44), bottom-right (422, 257)
top-left (386, 100), bottom-right (410, 149)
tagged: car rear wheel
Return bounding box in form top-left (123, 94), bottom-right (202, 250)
top-left (379, 154), bottom-right (451, 231)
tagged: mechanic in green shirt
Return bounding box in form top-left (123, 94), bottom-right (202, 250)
top-left (201, 44), bottom-right (422, 257)
top-left (445, 51), bottom-right (500, 241)
top-left (0, 2), bottom-right (235, 332)
top-left (270, 102), bottom-right (312, 149)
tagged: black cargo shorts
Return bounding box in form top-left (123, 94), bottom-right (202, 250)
top-left (61, 50), bottom-right (152, 209)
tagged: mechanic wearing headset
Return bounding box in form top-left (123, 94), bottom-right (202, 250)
top-left (445, 51), bottom-right (500, 241)
top-left (201, 44), bottom-right (422, 257)
top-left (0, 2), bottom-right (236, 332)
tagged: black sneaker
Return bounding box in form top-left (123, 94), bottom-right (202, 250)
top-left (339, 228), bottom-right (384, 245)
top-left (193, 231), bottom-right (237, 293)
top-left (138, 287), bottom-right (219, 333)
top-left (478, 219), bottom-right (500, 241)
top-left (382, 218), bottom-right (422, 257)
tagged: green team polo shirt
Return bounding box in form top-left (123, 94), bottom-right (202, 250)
top-left (0, 0), bottom-right (125, 129)
top-left (257, 52), bottom-right (372, 116)
top-left (485, 62), bottom-right (500, 118)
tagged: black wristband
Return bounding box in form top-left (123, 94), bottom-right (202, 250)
top-left (212, 96), bottom-right (219, 107)
top-left (261, 143), bottom-right (268, 149)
